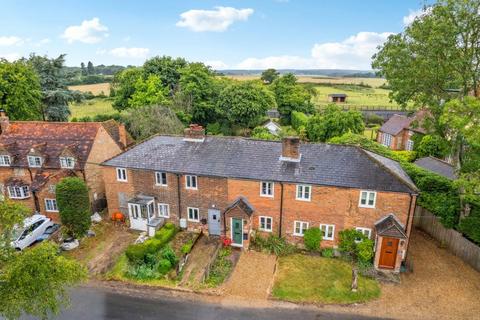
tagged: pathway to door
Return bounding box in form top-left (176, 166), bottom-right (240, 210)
top-left (222, 250), bottom-right (277, 301)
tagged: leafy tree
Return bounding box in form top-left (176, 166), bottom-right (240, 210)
top-left (291, 111), bottom-right (309, 130)
top-left (111, 67), bottom-right (143, 111)
top-left (0, 59), bottom-right (43, 120)
top-left (218, 81), bottom-right (276, 128)
top-left (87, 61), bottom-right (95, 75)
top-left (80, 62), bottom-right (87, 76)
top-left (306, 104), bottom-right (365, 142)
top-left (56, 177), bottom-right (91, 238)
top-left (303, 227), bottom-right (322, 251)
top-left (0, 201), bottom-right (86, 320)
top-left (414, 134), bottom-right (450, 159)
top-left (124, 104), bottom-right (184, 140)
top-left (129, 74), bottom-right (170, 108)
top-left (272, 73), bottom-right (314, 122)
top-left (25, 54), bottom-right (73, 121)
top-left (143, 55), bottom-right (188, 93)
top-left (261, 68), bottom-right (279, 84)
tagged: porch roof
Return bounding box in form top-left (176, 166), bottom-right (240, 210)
top-left (224, 196), bottom-right (255, 216)
top-left (375, 214), bottom-right (407, 239)
top-left (128, 195), bottom-right (154, 205)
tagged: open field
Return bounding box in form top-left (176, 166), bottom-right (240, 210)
top-left (224, 75), bottom-right (386, 88)
top-left (313, 85), bottom-right (398, 109)
top-left (69, 82), bottom-right (111, 96)
top-left (70, 98), bottom-right (117, 119)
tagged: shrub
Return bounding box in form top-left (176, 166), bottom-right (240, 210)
top-left (357, 238), bottom-right (374, 263)
top-left (303, 227), bottom-right (322, 251)
top-left (458, 214), bottom-right (480, 244)
top-left (321, 247), bottom-right (334, 258)
top-left (206, 122), bottom-right (222, 135)
top-left (338, 229), bottom-right (374, 264)
top-left (250, 126), bottom-right (279, 140)
top-left (252, 234), bottom-right (296, 256)
top-left (157, 259), bottom-right (173, 275)
top-left (125, 243), bottom-right (148, 265)
top-left (55, 177), bottom-right (91, 238)
top-left (160, 245), bottom-right (178, 266)
top-left (181, 240), bottom-right (194, 255)
top-left (291, 111), bottom-right (309, 130)
top-left (127, 264), bottom-right (156, 280)
top-left (154, 223), bottom-right (177, 244)
top-left (415, 134), bottom-right (450, 159)
top-left (392, 150), bottom-right (417, 162)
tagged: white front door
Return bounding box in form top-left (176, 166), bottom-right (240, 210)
top-left (128, 203), bottom-right (147, 231)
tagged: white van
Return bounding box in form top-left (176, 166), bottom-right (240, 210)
top-left (11, 214), bottom-right (54, 250)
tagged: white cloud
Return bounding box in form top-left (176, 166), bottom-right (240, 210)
top-left (62, 17), bottom-right (109, 44)
top-left (99, 47), bottom-right (150, 59)
top-left (204, 60), bottom-right (228, 69)
top-left (176, 6), bottom-right (254, 32)
top-left (235, 31), bottom-right (392, 70)
top-left (0, 53), bottom-right (20, 61)
top-left (0, 36), bottom-right (24, 46)
top-left (403, 7), bottom-right (432, 26)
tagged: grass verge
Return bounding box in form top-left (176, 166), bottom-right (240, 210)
top-left (272, 254), bottom-right (380, 304)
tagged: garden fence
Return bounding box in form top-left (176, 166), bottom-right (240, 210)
top-left (414, 206), bottom-right (480, 272)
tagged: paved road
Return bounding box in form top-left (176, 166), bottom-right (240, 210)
top-left (44, 287), bottom-right (386, 320)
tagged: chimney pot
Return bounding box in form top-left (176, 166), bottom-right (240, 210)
top-left (280, 137), bottom-right (301, 162)
top-left (184, 124), bottom-right (205, 142)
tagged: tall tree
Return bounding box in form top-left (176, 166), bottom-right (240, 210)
top-left (129, 74), bottom-right (170, 108)
top-left (25, 54), bottom-right (73, 121)
top-left (86, 61), bottom-right (95, 75)
top-left (261, 68), bottom-right (280, 84)
top-left (218, 80), bottom-right (276, 128)
top-left (0, 59), bottom-right (42, 120)
top-left (0, 201), bottom-right (86, 320)
top-left (272, 73), bottom-right (314, 122)
top-left (143, 56), bottom-right (188, 93)
top-left (80, 62), bottom-right (86, 76)
top-left (111, 67), bottom-right (143, 111)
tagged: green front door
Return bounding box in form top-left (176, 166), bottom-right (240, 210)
top-left (232, 218), bottom-right (243, 246)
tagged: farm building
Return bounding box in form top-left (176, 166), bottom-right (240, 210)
top-left (328, 93), bottom-right (347, 103)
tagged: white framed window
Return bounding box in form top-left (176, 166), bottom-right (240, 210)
top-left (116, 168), bottom-right (127, 182)
top-left (45, 198), bottom-right (58, 212)
top-left (59, 157), bottom-right (75, 169)
top-left (359, 190), bottom-right (376, 208)
top-left (155, 172), bottom-right (168, 186)
top-left (320, 224), bottom-right (335, 241)
top-left (27, 156), bottom-right (42, 168)
top-left (355, 227), bottom-right (372, 240)
top-left (187, 207), bottom-right (199, 222)
top-left (381, 133), bottom-right (393, 147)
top-left (185, 175), bottom-right (197, 190)
top-left (406, 139), bottom-right (414, 151)
top-left (259, 216), bottom-right (273, 232)
top-left (296, 184), bottom-right (311, 201)
top-left (0, 155), bottom-right (11, 166)
top-left (7, 186), bottom-right (30, 199)
top-left (260, 181), bottom-right (274, 197)
top-left (158, 203), bottom-right (170, 218)
top-left (293, 221), bottom-right (309, 236)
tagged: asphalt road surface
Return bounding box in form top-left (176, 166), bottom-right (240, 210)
top-left (40, 287), bottom-right (387, 320)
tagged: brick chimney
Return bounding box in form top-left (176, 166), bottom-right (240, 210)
top-left (118, 123), bottom-right (128, 149)
top-left (183, 124), bottom-right (205, 142)
top-left (280, 137), bottom-right (301, 162)
top-left (0, 109), bottom-right (10, 135)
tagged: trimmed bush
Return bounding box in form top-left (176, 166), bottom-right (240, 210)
top-left (181, 239), bottom-right (194, 255)
top-left (125, 243), bottom-right (148, 265)
top-left (303, 227), bottom-right (322, 251)
top-left (291, 111), bottom-right (309, 130)
top-left (160, 245), bottom-right (178, 266)
top-left (157, 259), bottom-right (172, 275)
top-left (154, 223), bottom-right (177, 244)
top-left (55, 177), bottom-right (91, 238)
top-left (252, 234), bottom-right (296, 256)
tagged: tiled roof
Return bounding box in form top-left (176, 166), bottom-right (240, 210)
top-left (103, 135), bottom-right (418, 194)
top-left (328, 93), bottom-right (347, 97)
top-left (101, 120), bottom-right (135, 148)
top-left (414, 157), bottom-right (457, 180)
top-left (375, 214), bottom-right (407, 239)
top-left (0, 121), bottom-right (127, 169)
top-left (378, 114), bottom-right (413, 136)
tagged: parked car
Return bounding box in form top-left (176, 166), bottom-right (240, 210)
top-left (36, 223), bottom-right (61, 242)
top-left (11, 214), bottom-right (54, 250)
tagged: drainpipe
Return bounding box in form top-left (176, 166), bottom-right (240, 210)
top-left (404, 194), bottom-right (416, 255)
top-left (27, 168), bottom-right (40, 212)
top-left (279, 182), bottom-right (284, 237)
top-left (176, 174), bottom-right (182, 220)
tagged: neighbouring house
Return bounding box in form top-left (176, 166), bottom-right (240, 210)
top-left (414, 157), bottom-right (457, 180)
top-left (263, 120), bottom-right (282, 136)
top-left (266, 109), bottom-right (280, 119)
top-left (328, 93), bottom-right (347, 103)
top-left (377, 113), bottom-right (426, 151)
top-left (102, 125), bottom-right (418, 273)
top-left (0, 110), bottom-right (133, 220)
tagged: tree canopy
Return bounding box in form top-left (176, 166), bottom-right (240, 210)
top-left (261, 68), bottom-right (280, 84)
top-left (271, 73), bottom-right (314, 122)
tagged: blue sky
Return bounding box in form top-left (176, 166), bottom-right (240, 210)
top-left (0, 0), bottom-right (428, 69)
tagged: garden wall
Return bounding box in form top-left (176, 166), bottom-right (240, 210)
top-left (414, 206), bottom-right (480, 272)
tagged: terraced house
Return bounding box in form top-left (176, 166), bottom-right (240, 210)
top-left (102, 125), bottom-right (418, 272)
top-left (0, 110), bottom-right (132, 220)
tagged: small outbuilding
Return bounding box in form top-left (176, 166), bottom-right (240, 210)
top-left (328, 93), bottom-right (347, 103)
top-left (263, 120), bottom-right (282, 136)
top-left (266, 109), bottom-right (280, 119)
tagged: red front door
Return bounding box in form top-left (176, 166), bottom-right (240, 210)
top-left (379, 237), bottom-right (399, 269)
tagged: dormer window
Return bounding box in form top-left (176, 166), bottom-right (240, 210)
top-left (27, 156), bottom-right (42, 168)
top-left (60, 157), bottom-right (75, 169)
top-left (0, 155), bottom-right (11, 166)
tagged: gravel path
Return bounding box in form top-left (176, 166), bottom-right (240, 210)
top-left (222, 251), bottom-right (277, 299)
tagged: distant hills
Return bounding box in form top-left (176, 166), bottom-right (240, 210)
top-left (218, 69), bottom-right (378, 78)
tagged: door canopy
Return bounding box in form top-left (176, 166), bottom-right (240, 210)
top-left (224, 196), bottom-right (255, 217)
top-left (375, 214), bottom-right (407, 239)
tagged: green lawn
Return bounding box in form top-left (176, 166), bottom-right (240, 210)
top-left (70, 98), bottom-right (117, 119)
top-left (272, 254), bottom-right (380, 304)
top-left (312, 84), bottom-right (399, 110)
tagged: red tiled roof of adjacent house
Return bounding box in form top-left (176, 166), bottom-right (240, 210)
top-left (0, 121), bottom-right (126, 169)
top-left (379, 112), bottom-right (427, 136)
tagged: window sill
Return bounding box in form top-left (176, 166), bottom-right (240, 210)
top-left (293, 233), bottom-right (304, 237)
top-left (295, 198), bottom-right (311, 202)
top-left (188, 219), bottom-right (200, 223)
top-left (185, 187), bottom-right (198, 191)
top-left (358, 205), bottom-right (375, 209)
top-left (259, 229), bottom-right (272, 232)
top-left (260, 194), bottom-right (274, 198)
